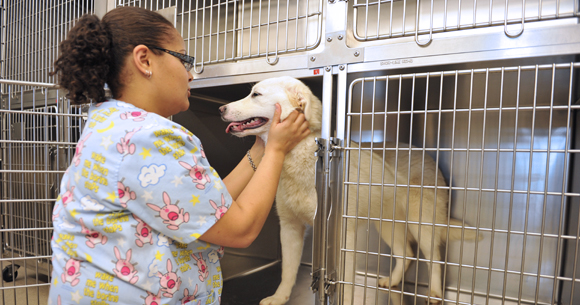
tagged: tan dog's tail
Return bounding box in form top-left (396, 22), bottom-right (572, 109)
top-left (445, 218), bottom-right (483, 241)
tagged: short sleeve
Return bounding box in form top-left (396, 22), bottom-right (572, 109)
top-left (117, 123), bottom-right (232, 244)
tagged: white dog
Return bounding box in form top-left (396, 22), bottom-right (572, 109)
top-left (220, 76), bottom-right (479, 304)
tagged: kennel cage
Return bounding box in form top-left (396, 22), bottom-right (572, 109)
top-left (0, 80), bottom-right (85, 305)
top-left (1, 1), bottom-right (92, 304)
top-left (1, 0), bottom-right (580, 305)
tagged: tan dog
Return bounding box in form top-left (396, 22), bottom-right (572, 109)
top-left (220, 76), bottom-right (479, 304)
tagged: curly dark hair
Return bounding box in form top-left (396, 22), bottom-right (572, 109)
top-left (50, 6), bottom-right (175, 105)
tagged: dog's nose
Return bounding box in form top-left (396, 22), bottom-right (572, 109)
top-left (219, 105), bottom-right (227, 114)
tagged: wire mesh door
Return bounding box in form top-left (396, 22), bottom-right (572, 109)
top-left (116, 0), bottom-right (323, 72)
top-left (336, 62), bottom-right (580, 305)
top-left (351, 0), bottom-right (580, 45)
top-left (0, 81), bottom-right (84, 305)
top-left (0, 0), bottom-right (95, 86)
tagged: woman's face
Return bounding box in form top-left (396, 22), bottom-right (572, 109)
top-left (151, 30), bottom-right (194, 117)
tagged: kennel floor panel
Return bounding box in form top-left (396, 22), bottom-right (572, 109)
top-left (221, 262), bottom-right (314, 305)
top-left (343, 274), bottom-right (550, 305)
top-left (0, 254), bottom-right (51, 305)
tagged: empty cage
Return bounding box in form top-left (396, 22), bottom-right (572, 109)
top-left (0, 80), bottom-right (84, 305)
top-left (116, 0), bottom-right (323, 72)
top-left (351, 0), bottom-right (580, 43)
top-left (1, 0), bottom-right (91, 304)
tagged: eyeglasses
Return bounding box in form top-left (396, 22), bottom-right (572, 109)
top-left (148, 46), bottom-right (195, 72)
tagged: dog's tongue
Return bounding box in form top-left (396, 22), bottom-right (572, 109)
top-left (225, 118), bottom-right (264, 133)
top-left (225, 122), bottom-right (242, 133)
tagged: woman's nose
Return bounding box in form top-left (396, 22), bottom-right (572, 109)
top-left (188, 71), bottom-right (194, 82)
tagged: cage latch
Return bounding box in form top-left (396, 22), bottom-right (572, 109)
top-left (311, 269), bottom-right (321, 292)
top-left (324, 276), bottom-right (336, 296)
top-left (328, 137), bottom-right (343, 157)
top-left (315, 138), bottom-right (326, 157)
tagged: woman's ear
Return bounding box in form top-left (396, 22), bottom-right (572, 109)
top-left (132, 45), bottom-right (152, 78)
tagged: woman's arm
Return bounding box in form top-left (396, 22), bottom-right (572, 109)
top-left (222, 137), bottom-right (264, 200)
top-left (199, 105), bottom-right (310, 248)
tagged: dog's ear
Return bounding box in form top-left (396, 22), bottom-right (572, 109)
top-left (286, 82), bottom-right (312, 122)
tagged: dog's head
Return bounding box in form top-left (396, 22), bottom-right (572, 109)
top-left (220, 76), bottom-right (322, 140)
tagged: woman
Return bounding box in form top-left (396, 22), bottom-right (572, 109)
top-left (48, 6), bottom-right (310, 305)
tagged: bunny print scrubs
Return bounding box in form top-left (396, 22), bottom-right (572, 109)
top-left (49, 100), bottom-right (230, 305)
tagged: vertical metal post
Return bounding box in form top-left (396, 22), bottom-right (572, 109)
top-left (1, 0), bottom-right (6, 87)
top-left (326, 65), bottom-right (347, 305)
top-left (312, 67), bottom-right (334, 304)
top-left (313, 65), bottom-right (348, 305)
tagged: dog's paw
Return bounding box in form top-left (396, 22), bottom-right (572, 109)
top-left (260, 294), bottom-right (289, 305)
top-left (426, 289), bottom-right (443, 304)
top-left (378, 276), bottom-right (400, 288)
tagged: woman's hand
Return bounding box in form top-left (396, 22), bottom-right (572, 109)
top-left (266, 104), bottom-right (311, 155)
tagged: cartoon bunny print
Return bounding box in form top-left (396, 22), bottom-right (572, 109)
top-left (61, 258), bottom-right (82, 286)
top-left (180, 285), bottom-right (199, 304)
top-left (178, 155), bottom-right (211, 190)
top-left (199, 144), bottom-right (206, 159)
top-left (79, 218), bottom-right (108, 248)
top-left (118, 179), bottom-right (137, 208)
top-left (71, 132), bottom-right (92, 167)
top-left (156, 259), bottom-right (182, 298)
top-left (61, 179), bottom-right (75, 207)
top-left (191, 253), bottom-right (209, 282)
top-left (112, 246), bottom-right (139, 284)
top-left (147, 192), bottom-right (190, 230)
top-left (175, 125), bottom-right (194, 144)
top-left (142, 290), bottom-right (162, 305)
top-left (120, 110), bottom-right (147, 121)
top-left (209, 194), bottom-right (228, 221)
top-left (132, 214), bottom-right (154, 247)
top-left (117, 127), bottom-right (142, 157)
top-left (52, 203), bottom-right (60, 222)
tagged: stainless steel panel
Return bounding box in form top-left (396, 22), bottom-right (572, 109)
top-left (337, 62), bottom-right (579, 304)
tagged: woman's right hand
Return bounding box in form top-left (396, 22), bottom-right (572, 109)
top-left (266, 104), bottom-right (311, 155)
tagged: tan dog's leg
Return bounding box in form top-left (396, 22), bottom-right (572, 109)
top-left (407, 223), bottom-right (444, 304)
top-left (376, 222), bottom-right (413, 288)
top-left (341, 216), bottom-right (357, 305)
top-left (260, 218), bottom-right (305, 305)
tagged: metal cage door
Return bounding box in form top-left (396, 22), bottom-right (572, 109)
top-left (316, 62), bottom-right (580, 305)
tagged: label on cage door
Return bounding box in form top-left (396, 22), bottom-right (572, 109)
top-left (380, 58), bottom-right (414, 65)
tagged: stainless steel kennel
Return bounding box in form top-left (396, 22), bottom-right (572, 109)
top-left (1, 0), bottom-right (579, 305)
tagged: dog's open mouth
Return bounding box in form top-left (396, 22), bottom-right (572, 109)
top-left (225, 117), bottom-right (268, 133)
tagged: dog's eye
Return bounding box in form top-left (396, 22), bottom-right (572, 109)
top-left (252, 92), bottom-right (261, 97)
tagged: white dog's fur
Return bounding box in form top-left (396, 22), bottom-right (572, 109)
top-left (220, 76), bottom-right (479, 304)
